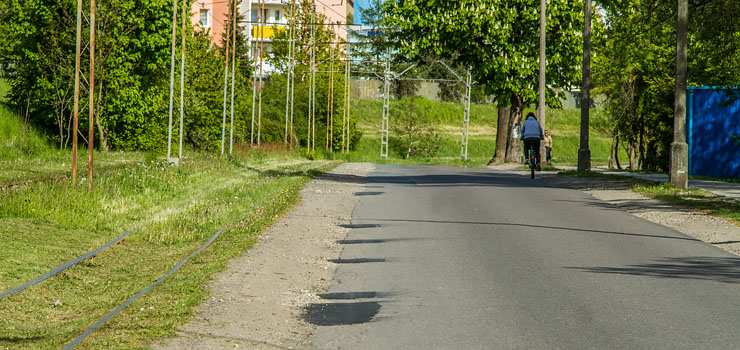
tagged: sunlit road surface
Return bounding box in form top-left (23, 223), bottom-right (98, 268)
top-left (309, 165), bottom-right (740, 350)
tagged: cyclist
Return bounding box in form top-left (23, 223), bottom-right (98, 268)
top-left (521, 112), bottom-right (544, 171)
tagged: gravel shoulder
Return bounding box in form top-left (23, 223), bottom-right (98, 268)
top-left (153, 163), bottom-right (374, 350)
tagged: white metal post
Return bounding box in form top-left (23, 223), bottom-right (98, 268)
top-left (380, 48), bottom-right (391, 160)
top-left (461, 69), bottom-right (471, 160)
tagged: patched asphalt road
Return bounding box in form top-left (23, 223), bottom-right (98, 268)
top-left (308, 165), bottom-right (740, 349)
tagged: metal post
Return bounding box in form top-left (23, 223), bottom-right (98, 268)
top-left (538, 0), bottom-right (547, 166)
top-left (284, 0), bottom-right (293, 146)
top-left (229, 0), bottom-right (237, 154)
top-left (671, 0), bottom-right (689, 188)
top-left (289, 13), bottom-right (296, 150)
top-left (88, 0), bottom-right (96, 192)
top-left (345, 29), bottom-right (352, 152)
top-left (578, 0), bottom-right (592, 172)
top-left (251, 0), bottom-right (258, 145)
top-left (257, 0), bottom-right (265, 145)
top-left (461, 69), bottom-right (471, 160)
top-left (221, 3), bottom-right (232, 155)
top-left (72, 0), bottom-right (82, 184)
top-left (311, 2), bottom-right (316, 152)
top-left (342, 39), bottom-right (348, 153)
top-left (327, 37), bottom-right (335, 150)
top-left (167, 0), bottom-right (177, 160)
top-left (380, 48), bottom-right (390, 160)
top-left (179, 0), bottom-right (186, 162)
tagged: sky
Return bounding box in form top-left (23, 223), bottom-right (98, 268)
top-left (354, 0), bottom-right (372, 25)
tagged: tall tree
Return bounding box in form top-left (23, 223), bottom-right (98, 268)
top-left (384, 0), bottom-right (584, 163)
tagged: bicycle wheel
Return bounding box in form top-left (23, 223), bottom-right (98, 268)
top-left (530, 160), bottom-right (535, 179)
top-left (529, 150), bottom-right (535, 179)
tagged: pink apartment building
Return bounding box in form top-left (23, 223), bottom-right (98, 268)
top-left (192, 0), bottom-right (354, 63)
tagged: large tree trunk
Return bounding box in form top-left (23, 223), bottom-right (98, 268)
top-left (492, 106), bottom-right (510, 163)
top-left (505, 96), bottom-right (523, 163)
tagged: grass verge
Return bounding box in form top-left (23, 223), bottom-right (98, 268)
top-left (0, 149), bottom-right (337, 349)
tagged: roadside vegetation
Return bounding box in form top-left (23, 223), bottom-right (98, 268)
top-left (0, 146), bottom-right (337, 349)
top-left (348, 97), bottom-right (623, 166)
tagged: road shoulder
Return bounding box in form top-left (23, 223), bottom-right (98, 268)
top-left (153, 163), bottom-right (374, 350)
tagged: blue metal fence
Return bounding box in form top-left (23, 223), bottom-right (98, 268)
top-left (688, 87), bottom-right (740, 178)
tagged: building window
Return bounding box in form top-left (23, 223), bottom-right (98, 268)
top-left (263, 9), bottom-right (269, 22)
top-left (275, 10), bottom-right (281, 21)
top-left (199, 9), bottom-right (211, 28)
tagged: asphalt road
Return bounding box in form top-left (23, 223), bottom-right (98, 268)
top-left (308, 165), bottom-right (740, 349)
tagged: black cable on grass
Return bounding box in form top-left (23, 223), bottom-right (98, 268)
top-left (63, 226), bottom-right (227, 350)
top-left (0, 227), bottom-right (140, 300)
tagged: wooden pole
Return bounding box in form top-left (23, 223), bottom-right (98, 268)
top-left (88, 0), bottom-right (96, 192)
top-left (72, 0), bottom-right (82, 185)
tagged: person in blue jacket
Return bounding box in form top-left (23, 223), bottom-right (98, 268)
top-left (520, 112), bottom-right (544, 170)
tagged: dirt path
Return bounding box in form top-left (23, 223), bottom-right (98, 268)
top-left (153, 163), bottom-right (374, 350)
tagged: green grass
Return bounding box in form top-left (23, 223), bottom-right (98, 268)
top-left (0, 148), bottom-right (338, 349)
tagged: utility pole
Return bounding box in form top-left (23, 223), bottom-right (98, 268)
top-left (345, 29), bottom-right (352, 153)
top-left (289, 5), bottom-right (296, 150)
top-left (461, 69), bottom-right (471, 161)
top-left (671, 0), bottom-right (689, 188)
top-left (251, 0), bottom-right (258, 145)
top-left (229, 0), bottom-right (237, 154)
top-left (308, 1), bottom-right (315, 152)
top-left (88, 0), bottom-right (96, 192)
top-left (258, 0), bottom-right (265, 145)
top-left (327, 36), bottom-right (335, 150)
top-left (380, 48), bottom-right (390, 160)
top-left (537, 0), bottom-right (547, 167)
top-left (72, 0), bottom-right (82, 185)
top-left (167, 0), bottom-right (177, 161)
top-left (311, 1), bottom-right (316, 152)
top-left (179, 0), bottom-right (186, 162)
top-left (578, 0), bottom-right (592, 172)
top-left (284, 0), bottom-right (293, 146)
top-left (221, 3), bottom-right (233, 155)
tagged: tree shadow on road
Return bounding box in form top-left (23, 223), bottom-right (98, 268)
top-left (352, 218), bottom-right (701, 243)
top-left (567, 257), bottom-right (740, 284)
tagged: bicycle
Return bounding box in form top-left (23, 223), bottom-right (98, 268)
top-left (526, 144), bottom-right (537, 179)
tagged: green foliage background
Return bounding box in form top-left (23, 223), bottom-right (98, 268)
top-left (0, 0), bottom-right (254, 152)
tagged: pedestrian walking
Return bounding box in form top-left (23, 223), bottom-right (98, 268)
top-left (544, 129), bottom-right (553, 162)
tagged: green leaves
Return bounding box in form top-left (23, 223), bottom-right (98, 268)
top-left (383, 0), bottom-right (584, 107)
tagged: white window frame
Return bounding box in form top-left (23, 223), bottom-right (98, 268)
top-left (199, 9), bottom-right (211, 28)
